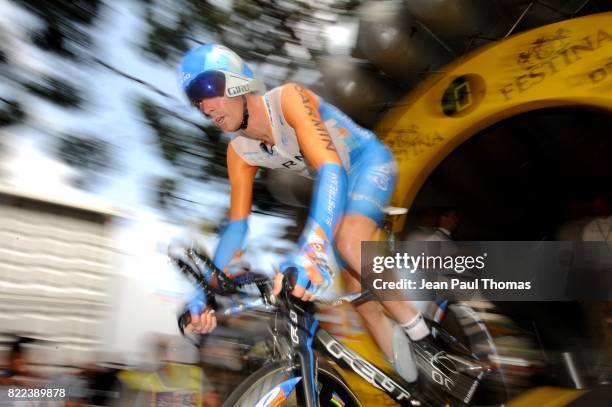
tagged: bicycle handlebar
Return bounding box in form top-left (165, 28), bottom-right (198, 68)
top-left (171, 245), bottom-right (367, 336)
top-left (170, 245), bottom-right (277, 335)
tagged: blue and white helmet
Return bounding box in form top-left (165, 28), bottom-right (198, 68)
top-left (179, 44), bottom-right (263, 105)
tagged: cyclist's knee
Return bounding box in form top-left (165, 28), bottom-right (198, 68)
top-left (336, 214), bottom-right (370, 248)
top-left (354, 301), bottom-right (384, 323)
top-left (334, 234), bottom-right (354, 264)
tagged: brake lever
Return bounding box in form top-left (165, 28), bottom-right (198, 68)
top-left (280, 267), bottom-right (314, 315)
top-left (283, 267), bottom-right (298, 293)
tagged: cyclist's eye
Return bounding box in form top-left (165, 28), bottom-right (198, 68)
top-left (193, 100), bottom-right (210, 119)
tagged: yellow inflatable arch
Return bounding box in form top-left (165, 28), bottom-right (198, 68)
top-left (376, 12), bottom-right (612, 232)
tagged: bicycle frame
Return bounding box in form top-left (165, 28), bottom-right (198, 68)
top-left (278, 288), bottom-right (418, 407)
top-left (173, 246), bottom-right (476, 407)
top-left (257, 209), bottom-right (418, 406)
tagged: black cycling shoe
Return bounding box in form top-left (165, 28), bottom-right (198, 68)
top-left (412, 335), bottom-right (487, 404)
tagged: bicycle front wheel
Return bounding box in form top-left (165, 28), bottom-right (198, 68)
top-left (223, 361), bottom-right (361, 407)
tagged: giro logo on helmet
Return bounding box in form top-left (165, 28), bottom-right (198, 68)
top-left (227, 84), bottom-right (251, 96)
top-left (179, 43), bottom-right (256, 97)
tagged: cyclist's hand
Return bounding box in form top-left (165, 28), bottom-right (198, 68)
top-left (274, 238), bottom-right (332, 301)
top-left (187, 308), bottom-right (217, 334)
top-left (184, 289), bottom-right (217, 334)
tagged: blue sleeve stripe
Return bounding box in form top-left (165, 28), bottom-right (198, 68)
top-left (306, 162), bottom-right (347, 240)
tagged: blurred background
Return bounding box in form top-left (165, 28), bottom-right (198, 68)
top-left (1, 0), bottom-right (612, 405)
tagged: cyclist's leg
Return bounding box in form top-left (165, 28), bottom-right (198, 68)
top-left (335, 213), bottom-right (422, 332)
top-left (340, 264), bottom-right (421, 384)
top-left (337, 145), bottom-right (486, 398)
top-left (340, 263), bottom-right (394, 358)
top-left (335, 213), bottom-right (418, 342)
top-left (334, 142), bottom-right (425, 358)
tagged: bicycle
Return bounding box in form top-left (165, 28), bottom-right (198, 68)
top-left (170, 231), bottom-right (496, 407)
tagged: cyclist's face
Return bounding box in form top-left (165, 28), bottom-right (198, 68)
top-left (200, 95), bottom-right (242, 132)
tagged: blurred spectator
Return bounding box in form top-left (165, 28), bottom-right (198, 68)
top-left (82, 360), bottom-right (124, 406)
top-left (0, 337), bottom-right (48, 406)
top-left (579, 198), bottom-right (612, 382)
top-left (556, 199), bottom-right (593, 240)
top-left (0, 337), bottom-right (44, 386)
top-left (425, 207), bottom-right (460, 241)
top-left (404, 208), bottom-right (438, 240)
top-left (405, 207), bottom-right (460, 241)
top-left (582, 198), bottom-right (612, 242)
top-left (48, 366), bottom-right (88, 407)
top-left (118, 335), bottom-right (220, 406)
top-left (406, 207), bottom-right (458, 241)
top-left (553, 198), bottom-right (612, 382)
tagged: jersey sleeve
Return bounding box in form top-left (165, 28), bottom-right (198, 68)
top-left (281, 83), bottom-right (347, 243)
top-left (212, 143), bottom-right (258, 273)
top-left (280, 83), bottom-right (342, 169)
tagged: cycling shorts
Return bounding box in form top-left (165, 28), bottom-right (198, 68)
top-left (345, 140), bottom-right (398, 227)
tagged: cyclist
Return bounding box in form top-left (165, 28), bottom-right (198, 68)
top-left (177, 43), bottom-right (479, 389)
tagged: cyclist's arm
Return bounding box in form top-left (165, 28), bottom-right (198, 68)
top-left (212, 143), bottom-right (258, 273)
top-left (281, 83), bottom-right (348, 246)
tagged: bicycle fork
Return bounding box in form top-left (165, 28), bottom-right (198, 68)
top-left (290, 306), bottom-right (320, 407)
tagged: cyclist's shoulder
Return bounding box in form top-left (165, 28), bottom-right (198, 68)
top-left (276, 82), bottom-right (319, 99)
top-left (275, 82), bottom-right (322, 119)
